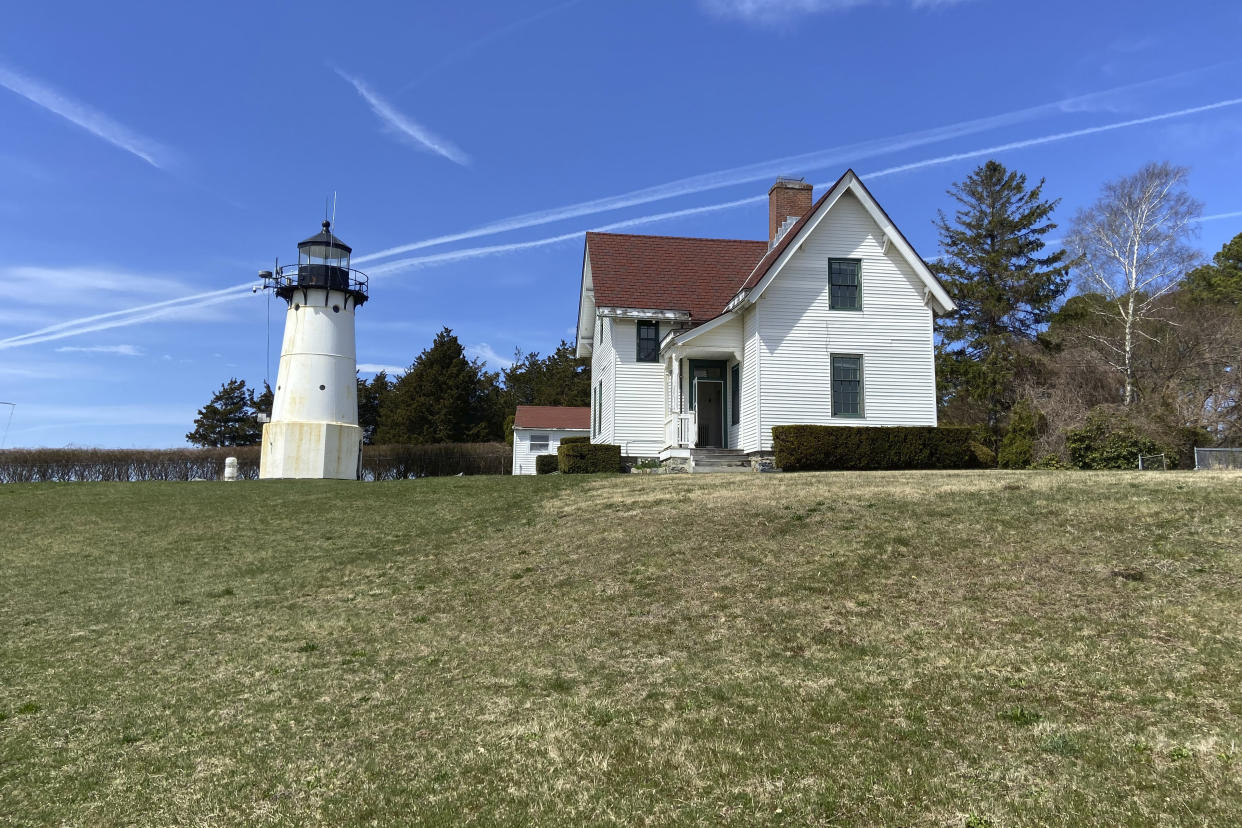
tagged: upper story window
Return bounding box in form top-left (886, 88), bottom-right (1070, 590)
top-left (530, 434), bottom-right (550, 453)
top-left (829, 259), bottom-right (861, 311)
top-left (637, 320), bottom-right (660, 362)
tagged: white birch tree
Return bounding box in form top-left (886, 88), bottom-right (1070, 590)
top-left (1067, 162), bottom-right (1202, 405)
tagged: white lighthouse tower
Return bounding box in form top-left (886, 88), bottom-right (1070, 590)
top-left (259, 221), bottom-right (368, 480)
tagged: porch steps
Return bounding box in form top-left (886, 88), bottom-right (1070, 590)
top-left (690, 448), bottom-right (751, 474)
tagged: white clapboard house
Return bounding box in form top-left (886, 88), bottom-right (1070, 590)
top-left (511, 405), bottom-right (591, 475)
top-left (573, 171), bottom-right (956, 471)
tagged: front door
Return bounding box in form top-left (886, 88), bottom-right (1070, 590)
top-left (696, 380), bottom-right (724, 448)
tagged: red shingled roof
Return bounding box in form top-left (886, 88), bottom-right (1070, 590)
top-left (586, 232), bottom-right (768, 322)
top-left (513, 405), bottom-right (591, 430)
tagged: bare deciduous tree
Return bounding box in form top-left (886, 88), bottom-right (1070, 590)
top-left (1067, 162), bottom-right (1202, 405)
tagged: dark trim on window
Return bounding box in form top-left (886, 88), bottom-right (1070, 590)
top-left (636, 320), bottom-right (659, 362)
top-left (730, 364), bottom-right (740, 426)
top-left (831, 353), bottom-right (864, 417)
top-left (828, 258), bottom-right (862, 311)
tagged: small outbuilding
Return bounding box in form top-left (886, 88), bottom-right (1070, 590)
top-left (511, 405), bottom-right (591, 475)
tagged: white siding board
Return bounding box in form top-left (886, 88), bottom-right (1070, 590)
top-left (755, 191), bottom-right (937, 452)
top-left (610, 318), bottom-right (664, 456)
top-left (741, 306), bottom-right (762, 453)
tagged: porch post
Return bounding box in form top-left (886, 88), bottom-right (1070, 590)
top-left (671, 352), bottom-right (682, 413)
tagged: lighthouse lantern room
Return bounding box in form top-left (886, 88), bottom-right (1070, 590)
top-left (259, 220), bottom-right (368, 480)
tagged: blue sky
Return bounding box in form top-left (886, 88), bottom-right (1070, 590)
top-left (1, 0), bottom-right (1240, 447)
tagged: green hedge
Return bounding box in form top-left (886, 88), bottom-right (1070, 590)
top-left (559, 436), bottom-right (590, 446)
top-left (558, 442), bottom-right (622, 474)
top-left (772, 425), bottom-right (987, 472)
top-left (535, 454), bottom-right (559, 475)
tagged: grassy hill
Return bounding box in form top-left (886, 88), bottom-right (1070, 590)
top-left (2, 471), bottom-right (1240, 826)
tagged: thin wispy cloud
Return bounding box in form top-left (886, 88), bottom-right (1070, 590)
top-left (0, 61), bottom-right (172, 169)
top-left (700, 0), bottom-right (971, 25)
top-left (400, 0), bottom-right (584, 93)
top-left (465, 343), bottom-right (513, 370)
top-left (355, 69), bottom-right (1221, 265)
top-left (54, 344), bottom-right (143, 356)
top-left (335, 68), bottom-right (470, 166)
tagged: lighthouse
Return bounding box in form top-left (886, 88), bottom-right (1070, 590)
top-left (259, 220), bottom-right (368, 480)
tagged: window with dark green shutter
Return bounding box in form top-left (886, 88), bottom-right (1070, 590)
top-left (730, 364), bottom-right (740, 425)
top-left (829, 259), bottom-right (861, 310)
top-left (831, 354), bottom-right (863, 417)
top-left (636, 320), bottom-right (659, 362)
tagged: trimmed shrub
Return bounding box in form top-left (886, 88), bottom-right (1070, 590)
top-left (970, 441), bottom-right (997, 468)
top-left (771, 425), bottom-right (985, 472)
top-left (1065, 409), bottom-right (1172, 470)
top-left (0, 443), bottom-right (513, 483)
top-left (535, 454), bottom-right (559, 475)
top-left (998, 399), bottom-right (1043, 469)
top-left (558, 442), bottom-right (622, 474)
top-left (559, 436), bottom-right (590, 446)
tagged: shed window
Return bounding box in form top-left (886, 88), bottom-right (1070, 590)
top-left (637, 320), bottom-right (659, 362)
top-left (832, 354), bottom-right (863, 417)
top-left (829, 259), bottom-right (861, 310)
top-left (530, 434), bottom-right (549, 453)
top-left (730, 364), bottom-right (740, 426)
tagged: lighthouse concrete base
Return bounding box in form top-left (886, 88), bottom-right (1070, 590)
top-left (259, 421), bottom-right (362, 480)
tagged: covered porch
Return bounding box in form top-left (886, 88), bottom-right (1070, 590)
top-left (660, 316), bottom-right (742, 455)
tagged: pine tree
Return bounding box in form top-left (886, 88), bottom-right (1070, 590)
top-left (357, 371), bottom-right (393, 445)
top-left (186, 378), bottom-right (263, 447)
top-left (1185, 230), bottom-right (1242, 309)
top-left (502, 340), bottom-right (591, 408)
top-left (933, 160), bottom-right (1071, 438)
top-left (249, 381), bottom-right (274, 421)
top-left (375, 328), bottom-right (502, 444)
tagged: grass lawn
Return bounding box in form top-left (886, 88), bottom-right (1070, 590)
top-left (2, 471), bottom-right (1241, 826)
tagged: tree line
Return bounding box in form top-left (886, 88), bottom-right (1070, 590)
top-left (187, 328), bottom-right (590, 448)
top-left (190, 158), bottom-right (1239, 468)
top-left (934, 159), bottom-right (1240, 467)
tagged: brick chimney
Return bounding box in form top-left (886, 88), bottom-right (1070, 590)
top-left (768, 177), bottom-right (813, 245)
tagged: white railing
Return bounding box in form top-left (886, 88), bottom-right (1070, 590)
top-left (664, 411), bottom-right (697, 449)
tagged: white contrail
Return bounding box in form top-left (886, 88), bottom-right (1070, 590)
top-left (335, 68), bottom-right (470, 167)
top-left (374, 95), bottom-right (1242, 276)
top-left (354, 70), bottom-right (1227, 264)
top-left (0, 282), bottom-right (254, 345)
top-left (370, 193), bottom-right (770, 276)
top-left (861, 97), bottom-right (1242, 180)
top-left (0, 61), bottom-right (171, 169)
top-left (1198, 210), bottom-right (1242, 223)
top-left (0, 283), bottom-right (255, 350)
top-left (0, 291), bottom-right (253, 350)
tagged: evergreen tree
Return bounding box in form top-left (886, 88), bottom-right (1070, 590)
top-left (375, 328), bottom-right (502, 444)
top-left (248, 381), bottom-right (274, 421)
top-left (187, 378), bottom-right (263, 447)
top-left (1185, 230), bottom-right (1242, 309)
top-left (932, 160), bottom-right (1071, 438)
top-left (357, 371), bottom-right (394, 445)
top-left (501, 340), bottom-right (591, 409)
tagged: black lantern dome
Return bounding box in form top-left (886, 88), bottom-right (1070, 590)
top-left (268, 219), bottom-right (368, 305)
top-left (297, 220), bottom-right (352, 291)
